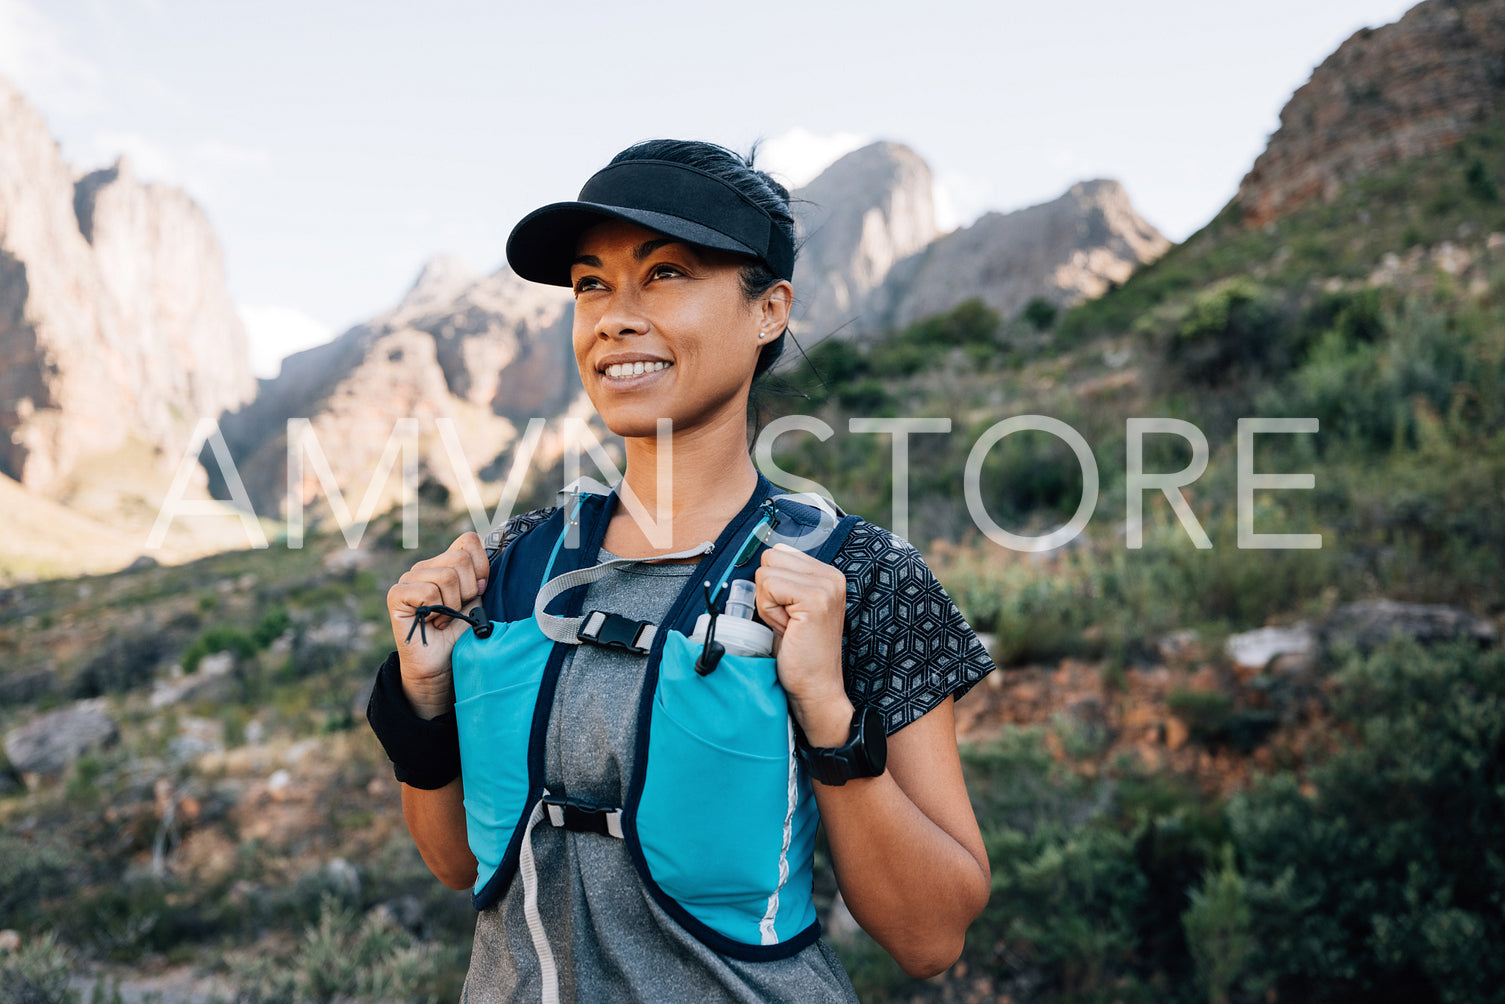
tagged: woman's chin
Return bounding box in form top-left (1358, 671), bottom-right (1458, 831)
top-left (591, 402), bottom-right (676, 440)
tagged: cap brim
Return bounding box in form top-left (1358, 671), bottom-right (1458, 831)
top-left (506, 201), bottom-right (761, 287)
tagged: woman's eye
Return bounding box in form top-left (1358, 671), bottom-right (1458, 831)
top-left (572, 276), bottom-right (604, 294)
top-left (650, 263), bottom-right (683, 280)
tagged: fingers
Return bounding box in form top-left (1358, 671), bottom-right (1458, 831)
top-left (451, 532), bottom-right (490, 594)
top-left (387, 533), bottom-right (493, 632)
top-left (754, 544), bottom-right (848, 635)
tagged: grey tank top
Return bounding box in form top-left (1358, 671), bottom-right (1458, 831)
top-left (460, 551), bottom-right (860, 1004)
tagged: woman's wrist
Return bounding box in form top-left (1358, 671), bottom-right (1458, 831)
top-left (400, 671), bottom-right (455, 720)
top-left (789, 691), bottom-right (856, 747)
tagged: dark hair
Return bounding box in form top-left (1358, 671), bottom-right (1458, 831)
top-left (607, 140), bottom-right (795, 381)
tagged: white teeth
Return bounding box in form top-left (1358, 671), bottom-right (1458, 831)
top-left (604, 361), bottom-right (669, 378)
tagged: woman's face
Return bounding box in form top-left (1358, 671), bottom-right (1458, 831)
top-left (569, 218), bottom-right (785, 440)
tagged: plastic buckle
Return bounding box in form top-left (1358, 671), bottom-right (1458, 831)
top-left (577, 611), bottom-right (656, 655)
top-left (542, 793), bottom-right (624, 838)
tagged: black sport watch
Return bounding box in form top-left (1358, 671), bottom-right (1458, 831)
top-left (796, 704), bottom-right (887, 786)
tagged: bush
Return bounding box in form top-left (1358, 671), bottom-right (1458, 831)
top-left (1182, 846), bottom-right (1256, 1004)
top-left (230, 895), bottom-right (442, 1003)
top-left (1023, 296), bottom-right (1059, 331)
top-left (71, 631), bottom-right (173, 697)
top-left (1142, 278), bottom-right (1296, 388)
top-left (981, 823), bottom-right (1149, 999)
top-left (1166, 691), bottom-right (1278, 754)
top-left (0, 833), bottom-right (71, 929)
top-left (180, 606), bottom-right (291, 671)
top-left (1228, 641), bottom-right (1505, 1003)
top-left (959, 732), bottom-right (1197, 1000)
top-left (0, 932), bottom-right (77, 1004)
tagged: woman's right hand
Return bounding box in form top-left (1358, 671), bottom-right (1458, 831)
top-left (386, 531), bottom-right (490, 719)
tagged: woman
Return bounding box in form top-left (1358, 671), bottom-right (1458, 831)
top-left (368, 139), bottom-right (994, 1002)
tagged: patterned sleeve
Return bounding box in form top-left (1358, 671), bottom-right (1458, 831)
top-left (484, 506), bottom-right (558, 556)
top-left (833, 519), bottom-right (996, 735)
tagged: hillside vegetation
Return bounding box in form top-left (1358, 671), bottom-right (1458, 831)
top-left (4, 121), bottom-right (1505, 1004)
top-left (763, 110), bottom-right (1505, 1003)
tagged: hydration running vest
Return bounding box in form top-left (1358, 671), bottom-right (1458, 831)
top-left (450, 474), bottom-right (859, 962)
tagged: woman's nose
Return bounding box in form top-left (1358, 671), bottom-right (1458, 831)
top-left (595, 286), bottom-right (648, 339)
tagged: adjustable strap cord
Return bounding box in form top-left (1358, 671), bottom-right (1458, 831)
top-left (404, 604), bottom-right (492, 645)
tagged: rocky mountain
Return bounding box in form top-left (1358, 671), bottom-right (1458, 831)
top-left (788, 141), bottom-right (1167, 340)
top-left (0, 77), bottom-right (255, 498)
top-left (217, 143), bottom-right (1167, 521)
top-left (874, 178), bottom-right (1170, 330)
top-left (217, 261), bottom-right (579, 518)
top-left (0, 67), bottom-right (1170, 546)
top-left (790, 142), bottom-right (940, 339)
top-left (1235, 0), bottom-right (1505, 227)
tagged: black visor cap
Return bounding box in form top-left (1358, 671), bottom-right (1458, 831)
top-left (506, 159), bottom-right (795, 287)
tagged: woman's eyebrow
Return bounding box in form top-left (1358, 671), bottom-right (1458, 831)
top-left (633, 238), bottom-right (680, 261)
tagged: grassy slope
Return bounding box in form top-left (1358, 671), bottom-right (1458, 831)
top-left (3, 116), bottom-right (1505, 1001)
top-left (768, 110), bottom-right (1505, 660)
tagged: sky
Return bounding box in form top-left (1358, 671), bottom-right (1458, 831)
top-left (0, 0), bottom-right (1420, 378)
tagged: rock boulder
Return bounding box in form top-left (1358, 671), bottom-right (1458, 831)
top-left (2, 698), bottom-right (118, 783)
top-left (1322, 599), bottom-right (1497, 653)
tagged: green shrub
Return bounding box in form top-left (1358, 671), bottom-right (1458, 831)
top-left (0, 932), bottom-right (78, 1004)
top-left (905, 298), bottom-right (1000, 349)
top-left (252, 605), bottom-right (292, 648)
top-left (1166, 690), bottom-right (1234, 743)
top-left (981, 823), bottom-right (1149, 999)
top-left (1023, 296), bottom-right (1059, 331)
top-left (0, 833), bottom-right (71, 929)
top-left (230, 895), bottom-right (442, 1003)
top-left (1465, 155), bottom-right (1499, 202)
top-left (181, 626), bottom-right (257, 671)
top-left (1228, 641), bottom-right (1505, 1003)
top-left (71, 631), bottom-right (173, 697)
top-left (1143, 279), bottom-right (1296, 388)
top-left (180, 605), bottom-right (290, 671)
top-left (1182, 846), bottom-right (1256, 1004)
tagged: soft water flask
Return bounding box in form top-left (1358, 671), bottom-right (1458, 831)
top-left (690, 578), bottom-right (775, 658)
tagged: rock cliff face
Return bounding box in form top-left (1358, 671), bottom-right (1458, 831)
top-left (876, 179), bottom-right (1170, 330)
top-left (0, 78), bottom-right (255, 495)
top-left (791, 142), bottom-right (939, 339)
top-left (1236, 0), bottom-right (1505, 227)
top-left (788, 143), bottom-right (1167, 339)
top-left (218, 261), bottom-right (578, 517)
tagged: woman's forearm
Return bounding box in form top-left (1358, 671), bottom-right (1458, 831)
top-left (401, 777), bottom-right (478, 891)
top-left (816, 774), bottom-right (990, 976)
top-left (813, 700), bottom-right (991, 978)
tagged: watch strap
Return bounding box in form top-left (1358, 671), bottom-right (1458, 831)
top-left (796, 704), bottom-right (886, 786)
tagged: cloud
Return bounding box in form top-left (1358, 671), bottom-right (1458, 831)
top-left (237, 304), bottom-right (334, 380)
top-left (757, 128), bottom-right (871, 189)
top-left (0, 0), bottom-right (107, 117)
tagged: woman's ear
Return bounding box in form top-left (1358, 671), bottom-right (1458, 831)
top-left (759, 280), bottom-right (793, 335)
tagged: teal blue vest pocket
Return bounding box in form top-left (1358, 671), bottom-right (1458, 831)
top-left (453, 619), bottom-right (555, 896)
top-left (637, 630), bottom-right (819, 946)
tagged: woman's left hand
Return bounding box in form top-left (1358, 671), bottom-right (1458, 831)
top-left (754, 543), bottom-right (854, 746)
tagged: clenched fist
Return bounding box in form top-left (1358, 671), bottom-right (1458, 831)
top-left (386, 532), bottom-right (490, 719)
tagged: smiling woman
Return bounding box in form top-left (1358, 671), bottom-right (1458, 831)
top-left (367, 139), bottom-right (995, 1003)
